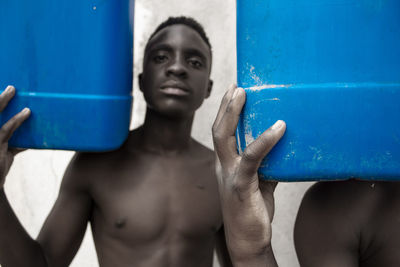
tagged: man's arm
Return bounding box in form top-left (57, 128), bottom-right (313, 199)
top-left (0, 190), bottom-right (48, 267)
top-left (0, 86), bottom-right (92, 267)
top-left (215, 226), bottom-right (233, 267)
top-left (212, 84), bottom-right (286, 267)
top-left (294, 182), bottom-right (359, 267)
top-left (0, 85), bottom-right (47, 267)
top-left (36, 153), bottom-right (93, 267)
top-left (0, 158), bottom-right (92, 267)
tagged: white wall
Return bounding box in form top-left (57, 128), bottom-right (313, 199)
top-left (3, 1), bottom-right (313, 266)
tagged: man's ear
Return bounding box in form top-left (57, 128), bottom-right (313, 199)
top-left (205, 79), bottom-right (213, 98)
top-left (138, 73), bottom-right (143, 92)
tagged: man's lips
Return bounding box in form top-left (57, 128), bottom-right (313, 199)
top-left (161, 87), bottom-right (190, 96)
top-left (160, 82), bottom-right (189, 96)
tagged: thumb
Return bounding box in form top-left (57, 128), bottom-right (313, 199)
top-left (238, 120), bottom-right (286, 179)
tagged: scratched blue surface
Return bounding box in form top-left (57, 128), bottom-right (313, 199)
top-left (237, 0), bottom-right (400, 181)
top-left (0, 0), bottom-right (133, 151)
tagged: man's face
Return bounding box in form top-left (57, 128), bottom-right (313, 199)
top-left (140, 24), bottom-right (212, 118)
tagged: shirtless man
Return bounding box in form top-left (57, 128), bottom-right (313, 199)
top-left (0, 17), bottom-right (233, 267)
top-left (295, 180), bottom-right (400, 267)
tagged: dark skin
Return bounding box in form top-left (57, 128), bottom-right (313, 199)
top-left (212, 85), bottom-right (286, 267)
top-left (0, 24), bottom-right (233, 267)
top-left (295, 180), bottom-right (400, 267)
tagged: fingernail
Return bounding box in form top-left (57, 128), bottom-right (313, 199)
top-left (5, 85), bottom-right (14, 93)
top-left (22, 107), bottom-right (30, 115)
top-left (232, 87), bottom-right (243, 99)
top-left (271, 120), bottom-right (284, 130)
top-left (232, 88), bottom-right (238, 99)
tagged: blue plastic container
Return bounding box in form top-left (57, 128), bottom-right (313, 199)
top-left (0, 0), bottom-right (133, 151)
top-left (237, 0), bottom-right (400, 181)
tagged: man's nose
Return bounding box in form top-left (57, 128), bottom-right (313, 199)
top-left (166, 56), bottom-right (187, 78)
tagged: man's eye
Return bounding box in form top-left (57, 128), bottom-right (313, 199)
top-left (154, 55), bottom-right (168, 63)
top-left (188, 58), bottom-right (203, 68)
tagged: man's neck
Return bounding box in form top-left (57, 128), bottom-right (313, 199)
top-left (136, 108), bottom-right (194, 155)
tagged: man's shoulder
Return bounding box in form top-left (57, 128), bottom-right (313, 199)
top-left (70, 150), bottom-right (122, 171)
top-left (297, 180), bottom-right (381, 223)
top-left (301, 180), bottom-right (396, 214)
top-left (295, 180), bottom-right (400, 266)
top-left (62, 149), bottom-right (127, 184)
top-left (295, 180), bottom-right (398, 245)
top-left (185, 140), bottom-right (218, 184)
top-left (190, 139), bottom-right (215, 160)
top-left (294, 180), bottom-right (371, 266)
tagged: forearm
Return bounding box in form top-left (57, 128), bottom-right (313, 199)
top-left (223, 205), bottom-right (277, 267)
top-left (0, 188), bottom-right (48, 267)
top-left (230, 245), bottom-right (278, 267)
top-left (225, 222), bottom-right (278, 267)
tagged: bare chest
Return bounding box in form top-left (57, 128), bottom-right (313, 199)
top-left (89, 156), bottom-right (222, 245)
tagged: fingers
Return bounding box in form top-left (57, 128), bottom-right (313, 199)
top-left (238, 120), bottom-right (286, 177)
top-left (0, 86), bottom-right (31, 143)
top-left (0, 86), bottom-right (16, 112)
top-left (0, 108), bottom-right (31, 143)
top-left (212, 87), bottom-right (246, 166)
top-left (213, 84), bottom-right (237, 128)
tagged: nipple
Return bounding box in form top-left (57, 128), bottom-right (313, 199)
top-left (115, 218), bottom-right (127, 229)
top-left (196, 184), bottom-right (205, 190)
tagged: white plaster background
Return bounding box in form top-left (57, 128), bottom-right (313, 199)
top-left (3, 1), bottom-right (313, 266)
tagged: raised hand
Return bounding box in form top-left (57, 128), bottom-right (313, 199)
top-left (0, 86), bottom-right (30, 188)
top-left (212, 84), bottom-right (286, 267)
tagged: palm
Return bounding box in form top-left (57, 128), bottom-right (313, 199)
top-left (212, 85), bottom-right (286, 265)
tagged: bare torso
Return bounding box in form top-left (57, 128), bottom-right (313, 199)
top-left (295, 180), bottom-right (400, 267)
top-left (73, 129), bottom-right (222, 267)
top-left (0, 22), bottom-right (229, 267)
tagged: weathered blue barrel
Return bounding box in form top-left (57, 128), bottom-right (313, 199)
top-left (237, 0), bottom-right (400, 181)
top-left (0, 0), bottom-right (133, 151)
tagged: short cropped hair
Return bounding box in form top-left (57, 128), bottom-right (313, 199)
top-left (146, 16), bottom-right (212, 53)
